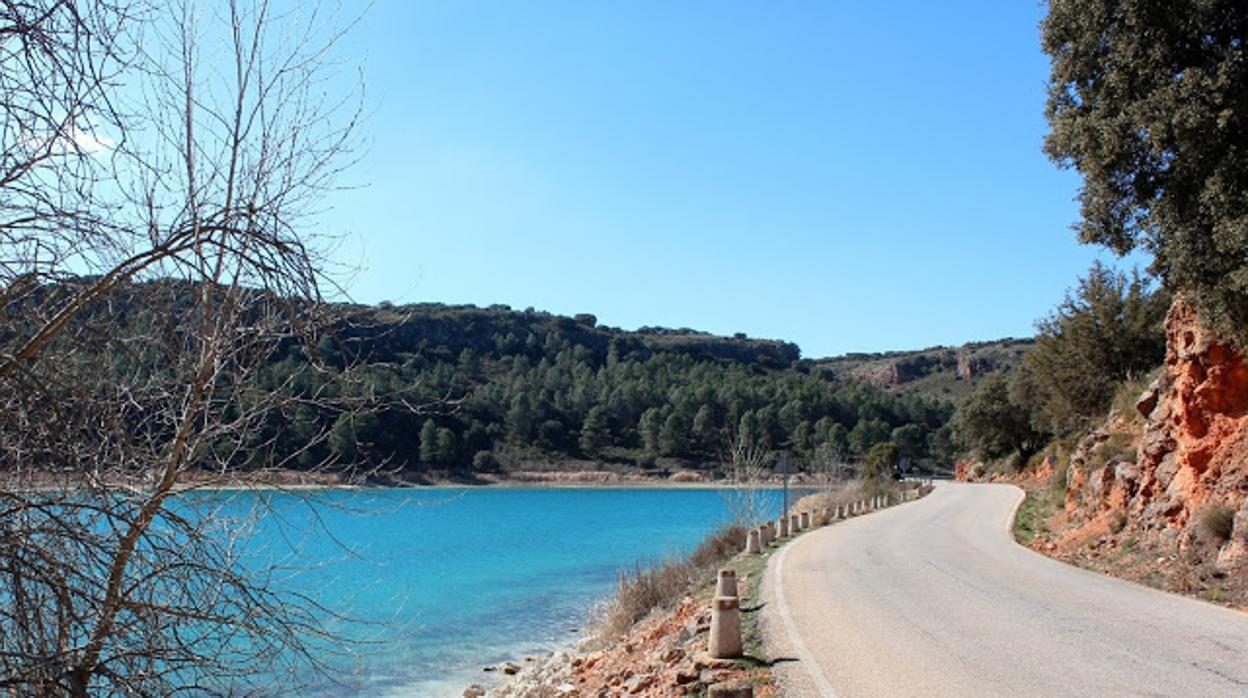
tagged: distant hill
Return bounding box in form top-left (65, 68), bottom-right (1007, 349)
top-left (339, 301), bottom-right (802, 369)
top-left (808, 338), bottom-right (1033, 404)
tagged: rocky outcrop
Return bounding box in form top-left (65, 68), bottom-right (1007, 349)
top-left (1063, 298), bottom-right (1248, 572)
top-left (956, 352), bottom-right (994, 381)
top-left (494, 583), bottom-right (771, 697)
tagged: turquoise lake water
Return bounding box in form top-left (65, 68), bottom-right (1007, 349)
top-left (219, 487), bottom-right (787, 696)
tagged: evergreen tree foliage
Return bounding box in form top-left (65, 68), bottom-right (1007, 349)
top-left (83, 292), bottom-right (958, 474)
top-left (579, 406), bottom-right (611, 456)
top-left (1021, 262), bottom-right (1167, 435)
top-left (419, 418), bottom-right (439, 464)
top-left (863, 442), bottom-right (899, 482)
top-left (953, 372), bottom-right (1045, 461)
top-left (1042, 0), bottom-right (1248, 344)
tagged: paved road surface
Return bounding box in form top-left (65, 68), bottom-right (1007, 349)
top-left (760, 482), bottom-right (1248, 697)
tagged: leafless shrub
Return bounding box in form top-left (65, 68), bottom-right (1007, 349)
top-left (719, 426), bottom-right (772, 526)
top-left (592, 525), bottom-right (744, 644)
top-left (809, 441), bottom-right (853, 493)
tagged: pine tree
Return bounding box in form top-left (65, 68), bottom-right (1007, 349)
top-left (579, 406), bottom-right (611, 456)
top-left (419, 418), bottom-right (439, 464)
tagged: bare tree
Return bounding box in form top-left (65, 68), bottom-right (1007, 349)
top-left (809, 441), bottom-right (852, 493)
top-left (720, 425), bottom-right (772, 527)
top-left (0, 1), bottom-right (369, 694)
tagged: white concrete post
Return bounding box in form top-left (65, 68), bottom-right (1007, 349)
top-left (716, 568), bottom-right (738, 598)
top-left (777, 517), bottom-right (788, 537)
top-left (709, 596), bottom-right (743, 658)
top-left (746, 527), bottom-right (761, 554)
top-left (789, 513), bottom-right (800, 532)
top-left (800, 512), bottom-right (810, 529)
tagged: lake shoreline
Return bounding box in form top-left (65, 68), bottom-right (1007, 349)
top-left (5, 466), bottom-right (836, 493)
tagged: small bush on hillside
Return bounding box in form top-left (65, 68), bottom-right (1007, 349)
top-left (1109, 511), bottom-right (1128, 534)
top-left (1096, 433), bottom-right (1137, 468)
top-left (472, 450), bottom-right (499, 470)
top-left (1201, 505), bottom-right (1236, 543)
top-left (1049, 460), bottom-right (1069, 507)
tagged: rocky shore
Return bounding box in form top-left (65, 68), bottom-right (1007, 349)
top-left (482, 580), bottom-right (772, 698)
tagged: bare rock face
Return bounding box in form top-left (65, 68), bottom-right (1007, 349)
top-left (1066, 298), bottom-right (1248, 551)
top-left (1136, 300), bottom-right (1248, 535)
top-left (955, 460), bottom-right (974, 481)
top-left (956, 352), bottom-right (994, 381)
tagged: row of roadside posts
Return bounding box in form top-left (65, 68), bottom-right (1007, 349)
top-left (708, 478), bottom-right (937, 668)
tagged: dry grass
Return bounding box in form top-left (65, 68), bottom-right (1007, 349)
top-left (593, 524), bottom-right (745, 644)
top-left (791, 479), bottom-right (871, 516)
top-left (1095, 432), bottom-right (1137, 469)
top-left (1111, 369), bottom-right (1162, 418)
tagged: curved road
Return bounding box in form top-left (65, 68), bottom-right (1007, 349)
top-left (761, 482), bottom-right (1248, 697)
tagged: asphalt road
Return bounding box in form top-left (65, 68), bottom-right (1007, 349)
top-left (760, 482), bottom-right (1248, 697)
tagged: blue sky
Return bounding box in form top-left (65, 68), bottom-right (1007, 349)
top-left (321, 1), bottom-right (1139, 359)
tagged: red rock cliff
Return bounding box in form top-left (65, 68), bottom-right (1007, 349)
top-left (1065, 297), bottom-right (1248, 569)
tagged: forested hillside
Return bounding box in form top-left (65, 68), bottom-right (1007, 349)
top-left (236, 298), bottom-right (961, 476)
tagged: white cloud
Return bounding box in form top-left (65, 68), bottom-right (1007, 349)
top-left (64, 126), bottom-right (115, 155)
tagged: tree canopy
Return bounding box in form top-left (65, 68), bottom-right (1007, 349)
top-left (1042, 0), bottom-right (1248, 343)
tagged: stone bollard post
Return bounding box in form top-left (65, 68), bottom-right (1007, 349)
top-left (800, 512), bottom-right (810, 529)
top-left (745, 528), bottom-right (762, 554)
top-left (708, 681), bottom-right (754, 698)
top-left (777, 517), bottom-right (788, 538)
top-left (708, 596), bottom-right (743, 658)
top-left (789, 513), bottom-right (800, 532)
top-left (716, 568), bottom-right (738, 598)
top-left (760, 522), bottom-right (772, 547)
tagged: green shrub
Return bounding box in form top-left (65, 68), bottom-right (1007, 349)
top-left (1013, 491), bottom-right (1051, 545)
top-left (1201, 505), bottom-right (1236, 542)
top-left (471, 450), bottom-right (498, 470)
